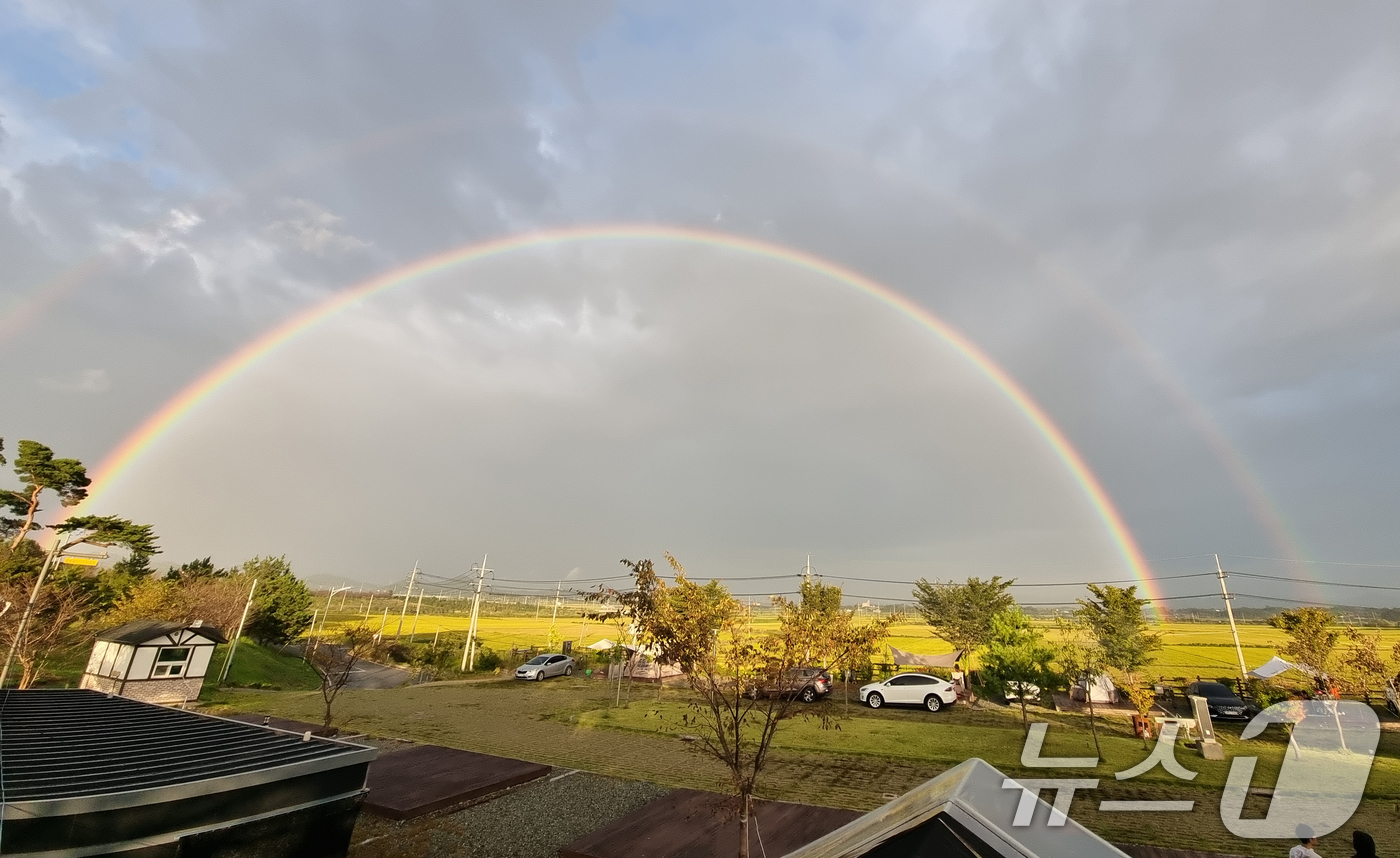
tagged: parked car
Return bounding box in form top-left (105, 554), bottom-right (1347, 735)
top-left (747, 667), bottom-right (834, 703)
top-left (1185, 681), bottom-right (1252, 720)
top-left (515, 653), bottom-right (574, 681)
top-left (859, 673), bottom-right (958, 712)
top-left (1003, 681), bottom-right (1041, 703)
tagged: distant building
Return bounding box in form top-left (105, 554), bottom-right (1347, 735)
top-left (80, 619), bottom-right (227, 704)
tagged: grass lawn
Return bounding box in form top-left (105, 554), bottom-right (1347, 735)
top-left (205, 677), bottom-right (1400, 858)
top-left (203, 639), bottom-right (321, 694)
top-left (30, 644), bottom-right (89, 687)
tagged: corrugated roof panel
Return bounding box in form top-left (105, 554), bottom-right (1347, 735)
top-left (0, 689), bottom-right (366, 802)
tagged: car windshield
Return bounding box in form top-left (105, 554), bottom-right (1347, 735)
top-left (1198, 683), bottom-right (1235, 696)
top-left (526, 656), bottom-right (550, 666)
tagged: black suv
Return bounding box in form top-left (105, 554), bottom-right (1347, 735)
top-left (1185, 681), bottom-right (1253, 720)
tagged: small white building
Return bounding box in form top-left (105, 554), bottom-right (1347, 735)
top-left (80, 619), bottom-right (227, 704)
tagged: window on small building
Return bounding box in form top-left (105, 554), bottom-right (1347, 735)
top-left (153, 647), bottom-right (192, 677)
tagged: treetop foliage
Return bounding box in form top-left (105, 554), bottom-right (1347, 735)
top-left (167, 557), bottom-right (228, 581)
top-left (2, 439), bottom-right (91, 549)
top-left (1267, 607), bottom-right (1340, 674)
top-left (911, 575), bottom-right (1017, 659)
top-left (1075, 583), bottom-right (1161, 677)
top-left (57, 515), bottom-right (160, 556)
top-left (243, 555), bottom-right (313, 644)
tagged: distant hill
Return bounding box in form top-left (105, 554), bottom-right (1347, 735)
top-left (299, 573), bottom-right (398, 593)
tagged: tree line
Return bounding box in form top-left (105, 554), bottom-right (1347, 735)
top-left (0, 437), bottom-right (314, 688)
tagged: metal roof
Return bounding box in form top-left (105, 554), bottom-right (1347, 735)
top-left (95, 619), bottom-right (228, 645)
top-left (0, 689), bottom-right (370, 804)
top-left (785, 758), bottom-right (1128, 858)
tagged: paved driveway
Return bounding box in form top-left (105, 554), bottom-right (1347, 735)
top-left (278, 644), bottom-right (411, 690)
top-left (347, 658), bottom-right (411, 689)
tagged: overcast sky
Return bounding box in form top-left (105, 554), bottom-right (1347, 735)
top-left (2, 3), bottom-right (1398, 607)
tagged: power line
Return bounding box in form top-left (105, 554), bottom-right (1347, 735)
top-left (1230, 592), bottom-right (1347, 606)
top-left (1222, 554), bottom-right (1400, 569)
top-left (435, 569), bottom-right (1218, 590)
top-left (1228, 571), bottom-right (1400, 592)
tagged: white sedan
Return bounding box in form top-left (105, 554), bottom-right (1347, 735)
top-left (859, 673), bottom-right (958, 713)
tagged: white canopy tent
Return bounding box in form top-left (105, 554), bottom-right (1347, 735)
top-left (1249, 655), bottom-right (1315, 679)
top-left (888, 646), bottom-right (963, 669)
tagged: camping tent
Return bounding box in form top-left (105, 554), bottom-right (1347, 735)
top-left (889, 646), bottom-right (962, 669)
top-left (588, 639), bottom-right (639, 652)
top-left (1249, 655), bottom-right (1314, 679)
top-left (1070, 673), bottom-right (1119, 704)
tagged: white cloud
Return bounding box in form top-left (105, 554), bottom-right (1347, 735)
top-left (5, 3), bottom-right (1400, 586)
top-left (263, 198), bottom-right (370, 257)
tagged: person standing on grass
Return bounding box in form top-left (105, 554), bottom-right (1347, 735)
top-left (1350, 830), bottom-right (1376, 858)
top-left (1291, 825), bottom-right (1322, 858)
top-left (951, 663), bottom-right (966, 700)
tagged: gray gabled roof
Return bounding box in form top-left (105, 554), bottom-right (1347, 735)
top-left (95, 619), bottom-right (228, 645)
top-left (784, 758), bottom-right (1127, 858)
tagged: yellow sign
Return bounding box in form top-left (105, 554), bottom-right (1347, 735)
top-left (61, 556), bottom-right (101, 567)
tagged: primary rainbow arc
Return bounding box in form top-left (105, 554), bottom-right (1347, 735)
top-left (77, 223), bottom-right (1164, 610)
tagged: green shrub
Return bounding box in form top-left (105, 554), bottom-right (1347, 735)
top-left (475, 647), bottom-right (503, 672)
top-left (1245, 677), bottom-right (1288, 708)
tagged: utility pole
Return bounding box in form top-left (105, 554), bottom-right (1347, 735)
top-left (1216, 554), bottom-right (1250, 680)
top-left (219, 578), bottom-right (259, 685)
top-left (461, 555), bottom-right (490, 671)
top-left (396, 561), bottom-right (419, 637)
top-left (409, 587), bottom-right (425, 641)
top-left (364, 594), bottom-right (373, 623)
top-left (377, 607), bottom-right (389, 637)
top-left (802, 555), bottom-right (814, 586)
top-left (550, 582), bottom-right (562, 626)
top-left (321, 586), bottom-right (352, 638)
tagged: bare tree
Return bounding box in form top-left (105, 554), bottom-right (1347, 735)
top-left (306, 624), bottom-right (381, 731)
top-left (1054, 615), bottom-right (1107, 758)
top-left (582, 558), bottom-right (662, 706)
top-left (1341, 627), bottom-right (1391, 703)
top-left (642, 555), bottom-right (893, 858)
top-left (0, 579), bottom-right (90, 688)
top-left (179, 576), bottom-right (252, 637)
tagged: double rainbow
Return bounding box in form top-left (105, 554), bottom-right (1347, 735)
top-left (77, 224), bottom-right (1163, 609)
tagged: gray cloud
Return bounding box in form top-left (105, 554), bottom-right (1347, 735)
top-left (2, 2), bottom-right (1398, 603)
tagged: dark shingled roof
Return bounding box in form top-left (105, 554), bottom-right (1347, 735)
top-left (0, 689), bottom-right (370, 802)
top-left (95, 618), bottom-right (228, 645)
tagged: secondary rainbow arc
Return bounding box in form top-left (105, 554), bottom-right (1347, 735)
top-left (76, 224), bottom-right (1165, 610)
